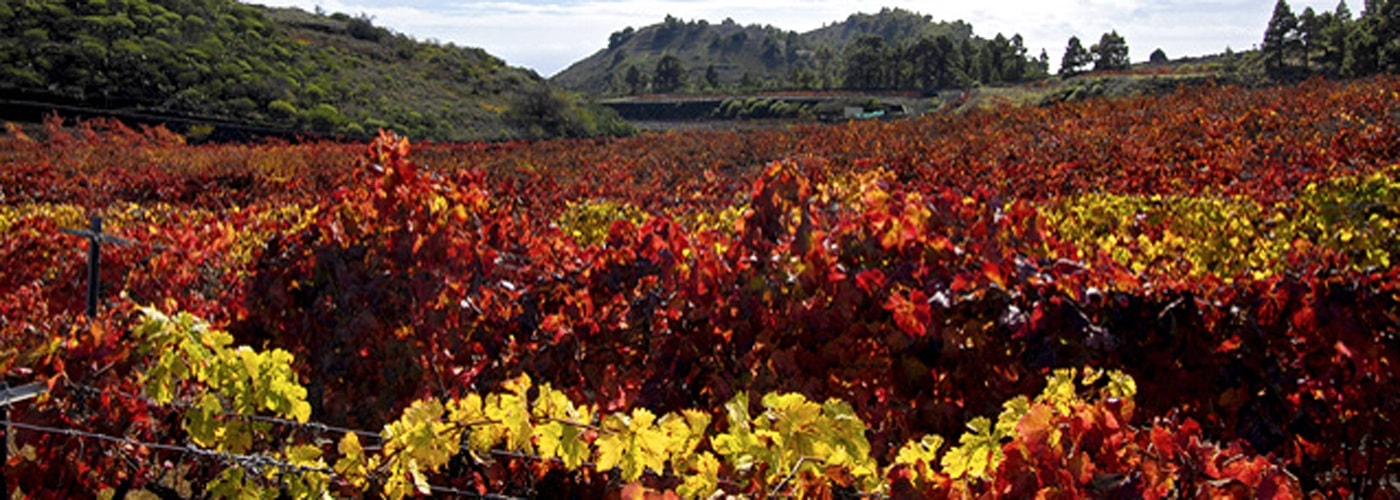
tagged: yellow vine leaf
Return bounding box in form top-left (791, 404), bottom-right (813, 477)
top-left (381, 400), bottom-right (460, 499)
top-left (994, 396), bottom-right (1031, 439)
top-left (819, 399), bottom-right (878, 484)
top-left (682, 409), bottom-right (712, 440)
top-left (1102, 369), bottom-right (1138, 401)
top-left (595, 408), bottom-right (669, 481)
top-left (715, 391), bottom-right (879, 492)
top-left (660, 409), bottom-right (708, 459)
top-left (480, 373), bottom-right (535, 454)
top-left (485, 392), bottom-right (533, 454)
top-left (940, 417), bottom-right (1002, 480)
top-left (712, 392), bottom-right (766, 473)
top-left (135, 307), bottom-right (313, 460)
top-left (895, 434), bottom-right (945, 466)
top-left (184, 392), bottom-right (224, 449)
top-left (676, 452), bottom-right (721, 500)
top-left (532, 384), bottom-right (594, 470)
top-left (763, 392), bottom-right (823, 437)
top-left (447, 393), bottom-right (497, 454)
top-left (334, 433), bottom-right (376, 492)
top-left (894, 435), bottom-right (945, 484)
top-left (1039, 368), bottom-right (1079, 415)
top-left (272, 444), bottom-right (332, 499)
top-left (205, 467), bottom-right (267, 499)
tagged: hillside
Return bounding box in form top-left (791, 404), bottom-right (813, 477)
top-left (552, 8), bottom-right (1047, 95)
top-left (0, 0), bottom-right (628, 141)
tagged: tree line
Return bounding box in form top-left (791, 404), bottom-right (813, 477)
top-left (1058, 31), bottom-right (1130, 77)
top-left (1261, 0), bottom-right (1400, 78)
top-left (615, 32), bottom-right (1052, 94)
top-left (840, 32), bottom-right (1051, 89)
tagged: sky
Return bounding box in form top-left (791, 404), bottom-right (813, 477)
top-left (243, 0), bottom-right (1347, 77)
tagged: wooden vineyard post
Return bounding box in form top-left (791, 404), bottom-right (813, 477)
top-left (60, 216), bottom-right (114, 318)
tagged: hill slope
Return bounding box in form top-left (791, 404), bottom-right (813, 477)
top-left (552, 8), bottom-right (1045, 95)
top-left (0, 0), bottom-right (627, 141)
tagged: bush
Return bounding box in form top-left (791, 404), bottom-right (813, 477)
top-left (303, 103), bottom-right (346, 132)
top-left (506, 87), bottom-right (633, 139)
top-left (267, 99), bottom-right (299, 120)
top-left (345, 14), bottom-right (383, 42)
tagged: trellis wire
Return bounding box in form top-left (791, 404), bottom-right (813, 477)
top-left (68, 383), bottom-right (381, 441)
top-left (0, 418), bottom-right (523, 499)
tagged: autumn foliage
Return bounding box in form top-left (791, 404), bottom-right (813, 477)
top-left (2, 77), bottom-right (1398, 497)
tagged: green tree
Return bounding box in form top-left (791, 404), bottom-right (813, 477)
top-left (1379, 0), bottom-right (1400, 72)
top-left (608, 27), bottom-right (635, 50)
top-left (1148, 48), bottom-right (1169, 64)
top-left (1263, 0), bottom-right (1300, 75)
top-left (1318, 2), bottom-right (1352, 74)
top-left (346, 14), bottom-right (383, 42)
top-left (1091, 31), bottom-right (1129, 71)
top-left (972, 43), bottom-right (997, 84)
top-left (653, 54), bottom-right (684, 93)
top-left (979, 34), bottom-right (1029, 83)
top-left (905, 36), bottom-right (941, 89)
top-left (506, 86), bottom-right (586, 138)
top-left (958, 38), bottom-right (977, 84)
top-left (1221, 46), bottom-right (1239, 76)
top-left (1034, 49), bottom-right (1051, 78)
top-left (937, 36), bottom-right (966, 87)
top-left (624, 65), bottom-right (644, 95)
top-left (738, 72), bottom-right (757, 90)
top-left (704, 64), bottom-right (719, 89)
top-left (1298, 7), bottom-right (1321, 70)
top-left (1343, 13), bottom-right (1381, 75)
top-left (843, 35), bottom-right (888, 89)
top-left (1060, 36), bottom-right (1090, 76)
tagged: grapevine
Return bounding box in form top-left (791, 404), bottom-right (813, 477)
top-left (2, 77), bottom-right (1397, 497)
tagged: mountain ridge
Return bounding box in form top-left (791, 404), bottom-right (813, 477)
top-left (551, 8), bottom-right (1046, 95)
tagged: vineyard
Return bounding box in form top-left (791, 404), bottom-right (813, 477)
top-left (1, 76), bottom-right (1398, 498)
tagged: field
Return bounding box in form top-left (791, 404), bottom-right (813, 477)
top-left (1, 77), bottom-right (1397, 498)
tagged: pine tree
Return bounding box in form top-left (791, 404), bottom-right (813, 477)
top-left (843, 35), bottom-right (888, 89)
top-left (653, 55), bottom-right (685, 93)
top-left (1378, 0), bottom-right (1400, 72)
top-left (624, 65), bottom-right (644, 95)
top-left (1321, 0), bottom-right (1354, 74)
top-left (1059, 36), bottom-right (1090, 76)
top-left (1091, 31), bottom-right (1129, 71)
top-left (974, 43), bottom-right (997, 83)
top-left (1299, 7), bottom-right (1320, 70)
top-left (1263, 0), bottom-right (1300, 75)
top-left (1149, 48), bottom-right (1169, 64)
top-left (1343, 12), bottom-right (1381, 75)
top-left (934, 36), bottom-right (964, 88)
top-left (906, 36), bottom-right (941, 89)
top-left (1004, 34), bottom-right (1029, 82)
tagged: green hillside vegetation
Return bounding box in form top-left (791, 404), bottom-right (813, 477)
top-left (552, 8), bottom-right (1051, 95)
top-left (0, 0), bottom-right (630, 141)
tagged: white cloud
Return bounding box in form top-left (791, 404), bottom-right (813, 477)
top-left (245, 0), bottom-right (1348, 76)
